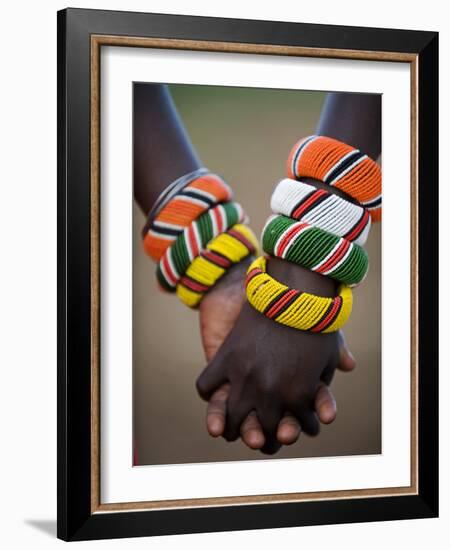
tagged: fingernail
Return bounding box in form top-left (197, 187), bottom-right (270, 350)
top-left (208, 419), bottom-right (223, 437)
top-left (246, 430), bottom-right (264, 449)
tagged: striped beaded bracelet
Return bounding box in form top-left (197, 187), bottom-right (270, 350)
top-left (145, 167), bottom-right (210, 225)
top-left (271, 178), bottom-right (371, 246)
top-left (176, 224), bottom-right (259, 308)
top-left (157, 201), bottom-right (246, 291)
top-left (262, 214), bottom-right (368, 287)
top-left (286, 135), bottom-right (381, 221)
top-left (142, 170), bottom-right (233, 261)
top-left (245, 256), bottom-right (353, 333)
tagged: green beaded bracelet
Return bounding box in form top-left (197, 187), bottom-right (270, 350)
top-left (157, 201), bottom-right (246, 291)
top-left (262, 214), bottom-right (369, 286)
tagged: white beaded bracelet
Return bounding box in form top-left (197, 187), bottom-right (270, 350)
top-left (270, 178), bottom-right (371, 246)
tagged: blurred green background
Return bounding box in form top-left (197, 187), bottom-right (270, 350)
top-left (133, 84), bottom-right (381, 466)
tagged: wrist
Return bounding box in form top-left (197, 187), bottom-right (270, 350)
top-left (206, 255), bottom-right (253, 295)
top-left (265, 175), bottom-right (353, 298)
top-left (267, 257), bottom-right (336, 297)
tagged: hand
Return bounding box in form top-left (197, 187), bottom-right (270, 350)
top-left (204, 331), bottom-right (355, 453)
top-left (198, 299), bottom-right (341, 453)
top-left (198, 259), bottom-right (356, 453)
top-left (199, 261), bottom-right (249, 364)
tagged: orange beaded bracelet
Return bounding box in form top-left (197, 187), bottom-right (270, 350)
top-left (286, 135), bottom-right (381, 222)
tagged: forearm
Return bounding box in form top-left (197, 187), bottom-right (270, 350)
top-left (317, 93), bottom-right (381, 160)
top-left (136, 83), bottom-right (257, 311)
top-left (133, 83), bottom-right (202, 215)
top-left (268, 92), bottom-right (381, 295)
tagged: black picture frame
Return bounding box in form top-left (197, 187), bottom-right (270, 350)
top-left (57, 7), bottom-right (438, 541)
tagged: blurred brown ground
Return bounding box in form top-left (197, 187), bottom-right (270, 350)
top-left (133, 85), bottom-right (381, 465)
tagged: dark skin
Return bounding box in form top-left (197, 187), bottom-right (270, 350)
top-left (317, 93), bottom-right (381, 160)
top-left (133, 83), bottom-right (201, 213)
top-left (196, 253), bottom-right (340, 454)
top-left (198, 258), bottom-right (356, 449)
top-left (196, 93), bottom-right (381, 454)
top-left (134, 83), bottom-right (380, 453)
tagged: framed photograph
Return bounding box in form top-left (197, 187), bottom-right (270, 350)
top-left (57, 8), bottom-right (438, 541)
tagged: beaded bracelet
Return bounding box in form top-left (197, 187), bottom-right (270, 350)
top-left (286, 135), bottom-right (381, 221)
top-left (157, 201), bottom-right (246, 291)
top-left (245, 256), bottom-right (353, 332)
top-left (176, 224), bottom-right (259, 308)
top-left (142, 171), bottom-right (233, 261)
top-left (262, 214), bottom-right (368, 287)
top-left (145, 167), bottom-right (210, 225)
top-left (271, 178), bottom-right (371, 246)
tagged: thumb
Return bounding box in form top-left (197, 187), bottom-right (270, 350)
top-left (196, 353), bottom-right (228, 401)
top-left (199, 284), bottom-right (245, 362)
top-left (337, 330), bottom-right (356, 372)
top-left (199, 262), bottom-right (249, 362)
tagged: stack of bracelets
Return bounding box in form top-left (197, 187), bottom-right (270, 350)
top-left (245, 135), bottom-right (381, 333)
top-left (142, 167), bottom-right (258, 308)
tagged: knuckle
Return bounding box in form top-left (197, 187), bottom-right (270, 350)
top-left (195, 375), bottom-right (209, 398)
top-left (252, 373), bottom-right (277, 395)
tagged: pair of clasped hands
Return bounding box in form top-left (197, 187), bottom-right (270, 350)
top-left (132, 86), bottom-right (378, 455)
top-left (195, 178), bottom-right (357, 455)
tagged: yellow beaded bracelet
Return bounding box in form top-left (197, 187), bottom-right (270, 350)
top-left (245, 256), bottom-right (353, 332)
top-left (176, 224), bottom-right (259, 308)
